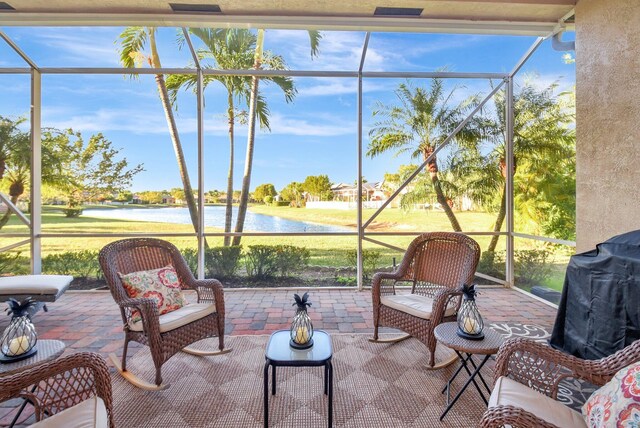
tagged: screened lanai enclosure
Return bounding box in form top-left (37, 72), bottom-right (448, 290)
top-left (0, 17), bottom-right (576, 304)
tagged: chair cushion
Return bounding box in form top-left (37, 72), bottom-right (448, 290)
top-left (128, 302), bottom-right (216, 333)
top-left (380, 293), bottom-right (456, 320)
top-left (29, 396), bottom-right (108, 428)
top-left (0, 275), bottom-right (73, 297)
top-left (582, 361), bottom-right (640, 428)
top-left (119, 265), bottom-right (187, 323)
top-left (489, 376), bottom-right (586, 428)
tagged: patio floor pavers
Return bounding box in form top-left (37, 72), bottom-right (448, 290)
top-left (0, 286), bottom-right (558, 362)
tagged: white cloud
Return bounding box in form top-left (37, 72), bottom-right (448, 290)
top-left (262, 112), bottom-right (356, 137)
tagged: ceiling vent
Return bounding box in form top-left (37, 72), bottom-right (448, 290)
top-left (374, 7), bottom-right (423, 17)
top-left (169, 3), bottom-right (222, 13)
top-left (0, 2), bottom-right (15, 11)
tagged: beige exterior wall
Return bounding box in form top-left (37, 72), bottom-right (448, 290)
top-left (575, 0), bottom-right (640, 251)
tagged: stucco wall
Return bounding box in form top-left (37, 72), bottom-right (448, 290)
top-left (575, 0), bottom-right (640, 251)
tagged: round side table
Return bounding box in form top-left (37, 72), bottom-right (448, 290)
top-left (434, 322), bottom-right (503, 421)
top-left (0, 340), bottom-right (66, 428)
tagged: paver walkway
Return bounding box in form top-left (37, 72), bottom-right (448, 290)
top-left (0, 286), bottom-right (557, 361)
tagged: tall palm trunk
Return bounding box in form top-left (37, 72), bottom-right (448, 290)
top-left (232, 29), bottom-right (264, 247)
top-left (149, 31), bottom-right (200, 236)
top-left (487, 186), bottom-right (506, 253)
top-left (224, 91), bottom-right (235, 246)
top-left (424, 147), bottom-right (462, 232)
top-left (0, 186), bottom-right (22, 228)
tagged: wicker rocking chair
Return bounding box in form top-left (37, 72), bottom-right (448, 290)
top-left (371, 232), bottom-right (481, 368)
top-left (0, 352), bottom-right (113, 427)
top-left (479, 337), bottom-right (640, 428)
top-left (99, 238), bottom-right (230, 390)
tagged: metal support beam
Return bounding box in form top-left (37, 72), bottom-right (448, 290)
top-left (505, 77), bottom-right (515, 287)
top-left (356, 32), bottom-right (370, 291)
top-left (364, 81), bottom-right (505, 229)
top-left (510, 37), bottom-right (545, 77)
top-left (30, 68), bottom-right (42, 274)
top-left (0, 193), bottom-right (30, 226)
top-left (184, 28), bottom-right (206, 279)
top-left (0, 30), bottom-right (39, 69)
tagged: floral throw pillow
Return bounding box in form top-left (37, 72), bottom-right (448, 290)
top-left (582, 360), bottom-right (640, 428)
top-left (118, 265), bottom-right (188, 323)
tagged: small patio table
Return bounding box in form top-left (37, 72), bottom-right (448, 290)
top-left (263, 330), bottom-right (333, 428)
top-left (434, 322), bottom-right (503, 421)
top-left (0, 339), bottom-right (66, 427)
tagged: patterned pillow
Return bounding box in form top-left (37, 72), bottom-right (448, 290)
top-left (582, 361), bottom-right (640, 427)
top-left (118, 265), bottom-right (188, 323)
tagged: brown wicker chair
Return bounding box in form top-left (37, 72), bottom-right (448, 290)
top-left (479, 337), bottom-right (640, 428)
top-left (371, 232), bottom-right (481, 368)
top-left (99, 238), bottom-right (229, 390)
top-left (0, 352), bottom-right (113, 427)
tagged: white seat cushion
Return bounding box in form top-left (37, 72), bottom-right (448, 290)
top-left (128, 303), bottom-right (216, 333)
top-left (0, 275), bottom-right (73, 296)
top-left (489, 376), bottom-right (587, 428)
top-left (380, 293), bottom-right (456, 320)
top-left (29, 396), bottom-right (108, 428)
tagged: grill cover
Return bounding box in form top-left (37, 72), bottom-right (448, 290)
top-left (550, 230), bottom-right (640, 360)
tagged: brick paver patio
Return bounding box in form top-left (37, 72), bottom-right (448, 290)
top-left (0, 286), bottom-right (557, 362)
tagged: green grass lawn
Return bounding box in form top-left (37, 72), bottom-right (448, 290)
top-left (0, 205), bottom-right (572, 289)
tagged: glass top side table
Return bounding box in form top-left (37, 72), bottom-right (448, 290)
top-left (264, 330), bottom-right (333, 427)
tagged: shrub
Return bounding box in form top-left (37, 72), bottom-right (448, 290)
top-left (515, 248), bottom-right (553, 286)
top-left (62, 208), bottom-right (83, 218)
top-left (274, 245), bottom-right (310, 277)
top-left (272, 201), bottom-right (290, 207)
top-left (180, 246), bottom-right (243, 278)
top-left (206, 246), bottom-right (242, 278)
top-left (263, 195), bottom-right (274, 204)
top-left (245, 245), bottom-right (278, 279)
top-left (245, 245), bottom-right (310, 278)
top-left (477, 251), bottom-right (506, 279)
top-left (42, 250), bottom-right (101, 278)
top-left (346, 249), bottom-right (382, 280)
top-left (0, 252), bottom-right (30, 275)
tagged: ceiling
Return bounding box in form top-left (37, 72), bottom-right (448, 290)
top-left (1, 0), bottom-right (576, 36)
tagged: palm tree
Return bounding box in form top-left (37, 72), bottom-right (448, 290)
top-left (167, 28), bottom-right (297, 246)
top-left (0, 120), bottom-right (67, 228)
top-left (232, 30), bottom-right (321, 246)
top-left (117, 27), bottom-right (200, 236)
top-left (452, 79), bottom-right (575, 253)
top-left (367, 79), bottom-right (479, 232)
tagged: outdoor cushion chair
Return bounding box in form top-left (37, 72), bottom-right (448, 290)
top-left (0, 352), bottom-right (113, 428)
top-left (479, 337), bottom-right (640, 428)
top-left (99, 238), bottom-right (230, 390)
top-left (371, 232), bottom-right (481, 368)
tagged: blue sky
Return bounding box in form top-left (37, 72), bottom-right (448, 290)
top-left (0, 27), bottom-right (575, 193)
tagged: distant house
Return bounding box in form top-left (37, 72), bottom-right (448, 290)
top-left (131, 194), bottom-right (143, 204)
top-left (331, 182), bottom-right (386, 202)
top-left (161, 194), bottom-right (175, 205)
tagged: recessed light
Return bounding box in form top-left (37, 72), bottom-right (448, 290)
top-left (374, 7), bottom-right (423, 17)
top-left (169, 3), bottom-right (222, 13)
top-left (0, 2), bottom-right (15, 11)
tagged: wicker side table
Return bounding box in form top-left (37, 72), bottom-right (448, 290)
top-left (0, 340), bottom-right (66, 428)
top-left (434, 322), bottom-right (503, 421)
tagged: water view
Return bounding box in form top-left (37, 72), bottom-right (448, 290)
top-left (83, 206), bottom-right (352, 233)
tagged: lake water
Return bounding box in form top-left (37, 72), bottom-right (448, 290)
top-left (83, 206), bottom-right (352, 233)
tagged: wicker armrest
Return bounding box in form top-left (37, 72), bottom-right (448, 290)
top-left (479, 405), bottom-right (561, 428)
top-left (119, 297), bottom-right (162, 342)
top-left (430, 287), bottom-right (462, 325)
top-left (0, 352), bottom-right (113, 428)
top-left (371, 271), bottom-right (400, 301)
top-left (191, 278), bottom-right (225, 307)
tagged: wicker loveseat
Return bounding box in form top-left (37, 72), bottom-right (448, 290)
top-left (0, 352), bottom-right (113, 427)
top-left (371, 232), bottom-right (481, 368)
top-left (479, 337), bottom-right (640, 427)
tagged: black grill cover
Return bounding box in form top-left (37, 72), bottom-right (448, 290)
top-left (550, 230), bottom-right (640, 360)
